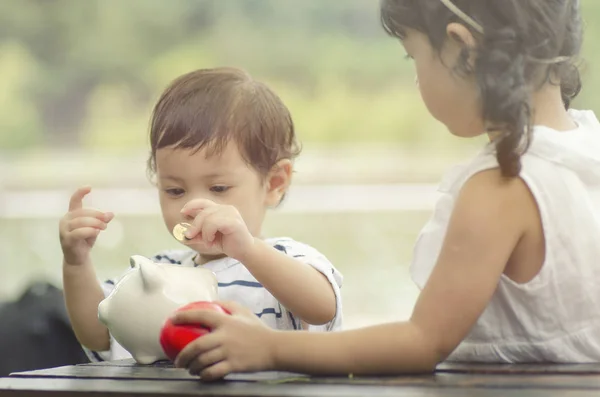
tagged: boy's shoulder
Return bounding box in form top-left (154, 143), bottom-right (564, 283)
top-left (149, 249), bottom-right (196, 266)
top-left (265, 237), bottom-right (342, 286)
top-left (264, 236), bottom-right (329, 259)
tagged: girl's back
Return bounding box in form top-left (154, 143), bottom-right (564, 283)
top-left (412, 108), bottom-right (600, 362)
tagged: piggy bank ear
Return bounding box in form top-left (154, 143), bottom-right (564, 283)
top-left (138, 260), bottom-right (164, 292)
top-left (129, 255), bottom-right (149, 268)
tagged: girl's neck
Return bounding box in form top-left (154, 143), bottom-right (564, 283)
top-left (531, 83), bottom-right (577, 131)
top-left (487, 83), bottom-right (577, 142)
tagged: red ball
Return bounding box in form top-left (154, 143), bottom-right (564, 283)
top-left (159, 301), bottom-right (230, 361)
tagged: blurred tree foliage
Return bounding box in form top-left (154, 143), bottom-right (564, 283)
top-left (0, 0), bottom-right (598, 150)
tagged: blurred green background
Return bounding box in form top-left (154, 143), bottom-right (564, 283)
top-left (1, 0), bottom-right (598, 328)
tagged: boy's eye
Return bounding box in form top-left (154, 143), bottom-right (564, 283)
top-left (210, 185), bottom-right (230, 193)
top-left (165, 188), bottom-right (185, 196)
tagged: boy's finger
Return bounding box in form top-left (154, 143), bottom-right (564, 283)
top-left (68, 186), bottom-right (92, 211)
top-left (68, 217), bottom-right (109, 232)
top-left (69, 227), bottom-right (101, 241)
top-left (185, 206), bottom-right (219, 239)
top-left (68, 208), bottom-right (108, 221)
top-left (181, 199), bottom-right (217, 215)
top-left (199, 215), bottom-right (220, 243)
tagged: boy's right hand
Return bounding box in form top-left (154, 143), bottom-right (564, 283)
top-left (59, 186), bottom-right (114, 266)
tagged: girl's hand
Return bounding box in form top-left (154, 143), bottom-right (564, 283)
top-left (172, 301), bottom-right (275, 380)
top-left (180, 199), bottom-right (255, 261)
top-left (59, 186), bottom-right (114, 266)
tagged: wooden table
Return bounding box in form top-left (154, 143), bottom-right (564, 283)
top-left (2, 359), bottom-right (600, 396)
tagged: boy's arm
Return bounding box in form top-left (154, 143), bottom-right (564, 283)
top-left (240, 239), bottom-right (337, 326)
top-left (63, 259), bottom-right (110, 352)
top-left (179, 199), bottom-right (339, 327)
top-left (59, 186), bottom-right (113, 353)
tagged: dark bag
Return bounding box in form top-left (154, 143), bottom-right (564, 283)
top-left (0, 281), bottom-right (89, 376)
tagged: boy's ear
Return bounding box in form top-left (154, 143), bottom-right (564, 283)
top-left (265, 159), bottom-right (293, 207)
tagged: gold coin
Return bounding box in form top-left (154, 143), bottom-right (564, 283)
top-left (173, 222), bottom-right (193, 242)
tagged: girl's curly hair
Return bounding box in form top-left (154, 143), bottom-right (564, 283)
top-left (381, 0), bottom-right (582, 177)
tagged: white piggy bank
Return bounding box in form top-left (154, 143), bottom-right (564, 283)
top-left (98, 255), bottom-right (218, 364)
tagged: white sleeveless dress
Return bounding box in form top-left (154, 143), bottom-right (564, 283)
top-left (411, 109), bottom-right (600, 363)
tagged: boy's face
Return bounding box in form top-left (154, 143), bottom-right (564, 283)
top-left (155, 141), bottom-right (290, 261)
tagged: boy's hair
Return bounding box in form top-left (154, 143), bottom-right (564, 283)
top-left (380, 0), bottom-right (583, 177)
top-left (147, 67), bottom-right (301, 178)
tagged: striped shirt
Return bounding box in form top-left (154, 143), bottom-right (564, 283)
top-left (86, 237), bottom-right (343, 362)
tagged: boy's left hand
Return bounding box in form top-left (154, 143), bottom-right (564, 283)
top-left (180, 199), bottom-right (255, 260)
top-left (172, 301), bottom-right (275, 380)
